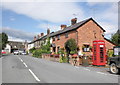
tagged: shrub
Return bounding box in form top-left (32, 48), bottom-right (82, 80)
top-left (32, 49), bottom-right (42, 58)
top-left (63, 56), bottom-right (68, 63)
top-left (59, 56), bottom-right (63, 63)
top-left (65, 38), bottom-right (77, 54)
top-left (29, 47), bottom-right (36, 53)
top-left (70, 51), bottom-right (76, 54)
top-left (107, 49), bottom-right (113, 57)
top-left (59, 56), bottom-right (68, 63)
top-left (32, 38), bottom-right (51, 58)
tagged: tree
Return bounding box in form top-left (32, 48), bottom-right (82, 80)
top-left (111, 29), bottom-right (120, 46)
top-left (0, 32), bottom-right (8, 50)
top-left (32, 38), bottom-right (51, 58)
top-left (64, 38), bottom-right (77, 63)
top-left (41, 38), bottom-right (51, 53)
top-left (65, 38), bottom-right (77, 54)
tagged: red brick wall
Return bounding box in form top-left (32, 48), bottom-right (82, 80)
top-left (52, 30), bottom-right (77, 53)
top-left (77, 20), bottom-right (104, 55)
top-left (104, 40), bottom-right (115, 51)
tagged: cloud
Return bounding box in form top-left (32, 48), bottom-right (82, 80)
top-left (8, 36), bottom-right (26, 42)
top-left (1, 1), bottom-right (118, 40)
top-left (37, 23), bottom-right (61, 33)
top-left (2, 2), bottom-right (84, 23)
top-left (10, 17), bottom-right (15, 21)
top-left (99, 2), bottom-right (118, 23)
top-left (86, 2), bottom-right (118, 39)
top-left (99, 22), bottom-right (118, 38)
top-left (86, 0), bottom-right (119, 3)
top-left (2, 0), bottom-right (119, 2)
top-left (2, 27), bottom-right (36, 41)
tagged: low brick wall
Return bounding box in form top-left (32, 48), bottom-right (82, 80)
top-left (69, 56), bottom-right (92, 66)
top-left (42, 54), bottom-right (60, 62)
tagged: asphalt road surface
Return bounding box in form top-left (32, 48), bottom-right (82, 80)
top-left (2, 54), bottom-right (118, 83)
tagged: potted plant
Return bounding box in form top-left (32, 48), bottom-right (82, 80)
top-left (70, 51), bottom-right (76, 55)
top-left (89, 46), bottom-right (92, 51)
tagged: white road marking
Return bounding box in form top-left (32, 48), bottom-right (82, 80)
top-left (84, 68), bottom-right (90, 71)
top-left (28, 69), bottom-right (40, 82)
top-left (97, 72), bottom-right (107, 75)
top-left (75, 66), bottom-right (79, 68)
top-left (23, 62), bottom-right (28, 67)
top-left (18, 57), bottom-right (24, 62)
top-left (20, 59), bottom-right (23, 62)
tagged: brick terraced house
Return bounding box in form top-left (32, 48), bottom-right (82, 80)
top-left (29, 18), bottom-right (115, 56)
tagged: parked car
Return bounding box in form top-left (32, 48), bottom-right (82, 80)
top-left (21, 52), bottom-right (26, 55)
top-left (109, 56), bottom-right (120, 74)
top-left (1, 50), bottom-right (7, 55)
top-left (13, 50), bottom-right (19, 55)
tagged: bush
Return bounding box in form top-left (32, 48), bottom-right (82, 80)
top-left (29, 47), bottom-right (36, 53)
top-left (70, 51), bottom-right (76, 54)
top-left (32, 49), bottom-right (42, 58)
top-left (107, 49), bottom-right (113, 57)
top-left (32, 38), bottom-right (51, 58)
top-left (59, 56), bottom-right (63, 63)
top-left (63, 56), bottom-right (68, 63)
top-left (59, 55), bottom-right (68, 63)
top-left (65, 38), bottom-right (77, 54)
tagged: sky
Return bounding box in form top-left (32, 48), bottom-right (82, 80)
top-left (1, 0), bottom-right (119, 42)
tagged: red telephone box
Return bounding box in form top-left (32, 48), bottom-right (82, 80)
top-left (92, 40), bottom-right (106, 66)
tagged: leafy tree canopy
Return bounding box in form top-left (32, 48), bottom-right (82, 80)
top-left (0, 32), bottom-right (8, 50)
top-left (64, 38), bottom-right (77, 54)
top-left (111, 29), bottom-right (120, 46)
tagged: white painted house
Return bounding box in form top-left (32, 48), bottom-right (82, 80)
top-left (28, 43), bottom-right (34, 53)
top-left (4, 44), bottom-right (11, 53)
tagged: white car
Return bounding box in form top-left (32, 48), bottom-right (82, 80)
top-left (13, 50), bottom-right (19, 55)
top-left (21, 52), bottom-right (26, 55)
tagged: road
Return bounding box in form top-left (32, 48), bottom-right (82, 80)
top-left (2, 54), bottom-right (118, 83)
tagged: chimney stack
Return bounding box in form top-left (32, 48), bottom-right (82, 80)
top-left (34, 36), bottom-right (37, 40)
top-left (71, 18), bottom-right (77, 25)
top-left (37, 34), bottom-right (41, 39)
top-left (41, 33), bottom-right (44, 36)
top-left (61, 25), bottom-right (67, 30)
top-left (47, 29), bottom-right (50, 35)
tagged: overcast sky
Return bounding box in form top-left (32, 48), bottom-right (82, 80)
top-left (1, 0), bottom-right (119, 42)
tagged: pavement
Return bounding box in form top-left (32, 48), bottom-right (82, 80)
top-left (2, 54), bottom-right (119, 83)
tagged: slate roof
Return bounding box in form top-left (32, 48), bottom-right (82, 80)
top-left (29, 18), bottom-right (106, 44)
top-left (48, 18), bottom-right (105, 37)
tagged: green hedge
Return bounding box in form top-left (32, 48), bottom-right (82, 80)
top-left (32, 49), bottom-right (51, 58)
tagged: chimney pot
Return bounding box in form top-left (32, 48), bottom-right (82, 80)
top-left (47, 29), bottom-right (50, 35)
top-left (34, 36), bottom-right (37, 40)
top-left (37, 34), bottom-right (40, 39)
top-left (71, 18), bottom-right (77, 25)
top-left (61, 25), bottom-right (67, 30)
top-left (41, 33), bottom-right (44, 36)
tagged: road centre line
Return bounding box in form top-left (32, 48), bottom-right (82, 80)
top-left (28, 69), bottom-right (40, 82)
top-left (23, 62), bottom-right (28, 67)
top-left (18, 56), bottom-right (40, 81)
top-left (18, 57), bottom-right (23, 62)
